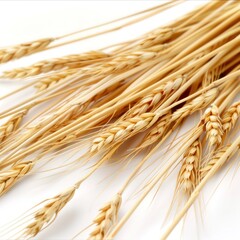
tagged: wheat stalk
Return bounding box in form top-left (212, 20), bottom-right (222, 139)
top-left (222, 101), bottom-right (240, 133)
top-left (88, 193), bottom-right (122, 240)
top-left (24, 185), bottom-right (77, 238)
top-left (0, 161), bottom-right (34, 196)
top-left (204, 104), bottom-right (223, 146)
top-left (177, 140), bottom-right (201, 195)
top-left (2, 51), bottom-right (109, 79)
top-left (0, 38), bottom-right (54, 64)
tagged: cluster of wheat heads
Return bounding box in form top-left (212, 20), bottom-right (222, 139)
top-left (0, 1), bottom-right (239, 239)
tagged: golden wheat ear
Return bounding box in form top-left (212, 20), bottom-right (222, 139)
top-left (88, 193), bottom-right (122, 240)
top-left (0, 38), bottom-right (54, 64)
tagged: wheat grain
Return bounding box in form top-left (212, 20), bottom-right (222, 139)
top-left (178, 140), bottom-right (201, 195)
top-left (204, 104), bottom-right (223, 146)
top-left (0, 38), bottom-right (54, 64)
top-left (222, 101), bottom-right (240, 133)
top-left (24, 185), bottom-right (77, 237)
top-left (2, 51), bottom-right (109, 79)
top-left (0, 161), bottom-right (34, 196)
top-left (91, 112), bottom-right (159, 153)
top-left (88, 193), bottom-right (122, 240)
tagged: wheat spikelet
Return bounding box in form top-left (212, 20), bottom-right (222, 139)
top-left (222, 101), bottom-right (240, 133)
top-left (0, 38), bottom-right (54, 64)
top-left (88, 193), bottom-right (122, 240)
top-left (35, 69), bottom-right (79, 91)
top-left (24, 185), bottom-right (77, 238)
top-left (200, 146), bottom-right (229, 179)
top-left (2, 51), bottom-right (109, 79)
top-left (171, 88), bottom-right (219, 122)
top-left (0, 109), bottom-right (28, 143)
top-left (132, 76), bottom-right (185, 116)
top-left (0, 161), bottom-right (34, 196)
top-left (178, 140), bottom-right (201, 195)
top-left (204, 104), bottom-right (223, 146)
top-left (91, 112), bottom-right (159, 153)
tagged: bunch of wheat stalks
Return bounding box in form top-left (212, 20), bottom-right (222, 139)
top-left (0, 1), bottom-right (239, 239)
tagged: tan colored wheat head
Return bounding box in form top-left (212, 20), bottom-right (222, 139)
top-left (178, 140), bottom-right (201, 195)
top-left (200, 145), bottom-right (229, 179)
top-left (0, 38), bottom-right (54, 64)
top-left (132, 76), bottom-right (185, 116)
top-left (35, 69), bottom-right (79, 91)
top-left (24, 185), bottom-right (77, 237)
top-left (91, 112), bottom-right (160, 153)
top-left (222, 101), bottom-right (240, 133)
top-left (2, 51), bottom-right (109, 79)
top-left (139, 111), bottom-right (172, 149)
top-left (88, 193), bottom-right (122, 240)
top-left (204, 104), bottom-right (223, 146)
top-left (0, 109), bottom-right (28, 143)
top-left (0, 161), bottom-right (34, 196)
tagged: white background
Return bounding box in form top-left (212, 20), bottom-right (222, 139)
top-left (0, 1), bottom-right (240, 240)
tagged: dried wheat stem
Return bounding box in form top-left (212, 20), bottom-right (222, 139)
top-left (0, 161), bottom-right (34, 196)
top-left (222, 101), bottom-right (240, 133)
top-left (24, 185), bottom-right (77, 238)
top-left (88, 193), bottom-right (122, 240)
top-left (2, 51), bottom-right (109, 79)
top-left (178, 140), bottom-right (201, 195)
top-left (0, 38), bottom-right (54, 64)
top-left (204, 104), bottom-right (223, 146)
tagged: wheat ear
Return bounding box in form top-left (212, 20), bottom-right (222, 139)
top-left (24, 185), bottom-right (77, 237)
top-left (222, 101), bottom-right (240, 133)
top-left (138, 111), bottom-right (172, 149)
top-left (88, 193), bottom-right (122, 240)
top-left (35, 69), bottom-right (79, 91)
top-left (131, 75), bottom-right (185, 116)
top-left (204, 104), bottom-right (223, 146)
top-left (0, 161), bottom-right (34, 196)
top-left (91, 112), bottom-right (159, 153)
top-left (171, 88), bottom-right (219, 122)
top-left (200, 145), bottom-right (229, 179)
top-left (2, 51), bottom-right (109, 79)
top-left (177, 140), bottom-right (201, 195)
top-left (0, 38), bottom-right (54, 64)
top-left (0, 109), bottom-right (28, 143)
